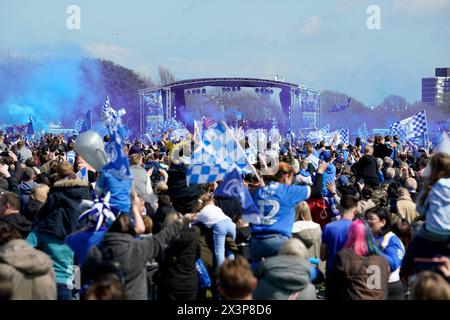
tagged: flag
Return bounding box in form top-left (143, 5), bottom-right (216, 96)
top-left (319, 124), bottom-right (330, 137)
top-left (27, 116), bottom-right (34, 136)
top-left (187, 121), bottom-right (258, 185)
top-left (321, 128), bottom-right (349, 145)
top-left (435, 131), bottom-right (450, 155)
top-left (390, 110), bottom-right (428, 145)
top-left (80, 109), bottom-right (92, 133)
top-left (358, 122), bottom-right (369, 143)
top-left (339, 127), bottom-right (350, 145)
top-left (202, 121), bottom-right (256, 174)
top-left (102, 96), bottom-right (126, 129)
top-left (74, 118), bottom-right (84, 133)
top-left (322, 130), bottom-right (340, 145)
top-left (330, 98), bottom-right (351, 112)
top-left (76, 167), bottom-right (88, 181)
top-left (214, 168), bottom-right (260, 224)
top-left (97, 97), bottom-right (132, 213)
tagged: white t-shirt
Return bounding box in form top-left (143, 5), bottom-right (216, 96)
top-left (194, 204), bottom-right (231, 228)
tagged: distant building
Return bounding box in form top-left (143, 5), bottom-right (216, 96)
top-left (422, 68), bottom-right (450, 104)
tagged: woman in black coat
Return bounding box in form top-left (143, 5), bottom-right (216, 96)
top-left (157, 212), bottom-right (200, 300)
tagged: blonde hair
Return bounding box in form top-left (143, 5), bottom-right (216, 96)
top-left (30, 184), bottom-right (50, 203)
top-left (278, 238), bottom-right (309, 257)
top-left (163, 212), bottom-right (182, 227)
top-left (154, 182), bottom-right (168, 194)
top-left (142, 215), bottom-right (153, 234)
top-left (295, 201), bottom-right (312, 221)
top-left (411, 271), bottom-right (450, 300)
top-left (195, 193), bottom-right (214, 213)
top-left (57, 162), bottom-right (74, 179)
top-left (397, 187), bottom-right (410, 198)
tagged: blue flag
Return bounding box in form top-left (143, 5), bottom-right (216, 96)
top-left (214, 168), bottom-right (259, 222)
top-left (80, 109), bottom-right (92, 132)
top-left (27, 116), bottom-right (34, 136)
top-left (330, 97), bottom-right (351, 112)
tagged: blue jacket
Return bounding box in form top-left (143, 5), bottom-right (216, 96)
top-left (96, 171), bottom-right (132, 214)
top-left (19, 181), bottom-right (37, 209)
top-left (321, 162), bottom-right (336, 197)
top-left (417, 177), bottom-right (450, 236)
top-left (374, 232), bottom-right (405, 275)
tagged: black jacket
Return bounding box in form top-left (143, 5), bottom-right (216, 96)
top-left (34, 178), bottom-right (92, 240)
top-left (157, 225), bottom-right (200, 300)
top-left (355, 155), bottom-right (380, 187)
top-left (22, 198), bottom-right (45, 223)
top-left (153, 204), bottom-right (176, 234)
top-left (0, 213), bottom-right (33, 237)
top-left (82, 221), bottom-right (184, 300)
top-left (167, 163), bottom-right (204, 214)
top-left (373, 143), bottom-right (392, 159)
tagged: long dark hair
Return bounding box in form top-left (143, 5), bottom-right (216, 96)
top-left (366, 207), bottom-right (391, 236)
top-left (418, 152), bottom-right (450, 206)
top-left (108, 214), bottom-right (136, 237)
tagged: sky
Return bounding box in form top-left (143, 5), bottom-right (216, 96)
top-left (1, 0), bottom-right (449, 106)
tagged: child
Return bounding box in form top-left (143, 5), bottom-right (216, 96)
top-left (193, 193), bottom-right (236, 268)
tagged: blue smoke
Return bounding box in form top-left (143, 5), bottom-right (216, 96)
top-left (0, 57), bottom-right (104, 134)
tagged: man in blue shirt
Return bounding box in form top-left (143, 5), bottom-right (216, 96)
top-left (320, 194), bottom-right (357, 300)
top-left (250, 162), bottom-right (327, 263)
top-left (319, 150), bottom-right (336, 197)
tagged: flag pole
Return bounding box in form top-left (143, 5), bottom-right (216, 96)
top-left (89, 107), bottom-right (92, 129)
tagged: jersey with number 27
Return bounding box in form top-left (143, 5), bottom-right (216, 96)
top-left (251, 182), bottom-right (311, 238)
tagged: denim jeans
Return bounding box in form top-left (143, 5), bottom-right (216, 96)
top-left (57, 284), bottom-right (73, 301)
top-left (249, 234), bottom-right (289, 263)
top-left (213, 219), bottom-right (236, 268)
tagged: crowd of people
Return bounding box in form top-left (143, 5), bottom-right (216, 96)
top-left (0, 129), bottom-right (449, 300)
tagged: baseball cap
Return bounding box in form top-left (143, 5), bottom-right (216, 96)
top-left (337, 175), bottom-right (350, 186)
top-left (319, 150), bottom-right (332, 162)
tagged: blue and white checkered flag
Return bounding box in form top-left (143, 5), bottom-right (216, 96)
top-left (339, 127), bottom-right (350, 145)
top-left (390, 110), bottom-right (428, 143)
top-left (74, 118), bottom-right (84, 133)
top-left (319, 124), bottom-right (330, 138)
top-left (101, 96), bottom-right (126, 129)
top-left (187, 121), bottom-right (258, 185)
top-left (358, 122), bottom-right (369, 143)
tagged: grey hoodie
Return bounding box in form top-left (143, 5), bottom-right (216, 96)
top-left (81, 221), bottom-right (184, 300)
top-left (253, 255), bottom-right (316, 300)
top-left (0, 239), bottom-right (57, 299)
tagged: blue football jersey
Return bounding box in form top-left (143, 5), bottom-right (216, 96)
top-left (251, 182), bottom-right (311, 238)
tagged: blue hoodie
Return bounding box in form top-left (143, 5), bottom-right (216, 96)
top-left (19, 181), bottom-right (37, 209)
top-left (321, 162), bottom-right (336, 197)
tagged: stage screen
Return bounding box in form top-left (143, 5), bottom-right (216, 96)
top-left (180, 86), bottom-right (289, 128)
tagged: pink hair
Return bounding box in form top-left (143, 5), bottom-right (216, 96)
top-left (345, 220), bottom-right (368, 256)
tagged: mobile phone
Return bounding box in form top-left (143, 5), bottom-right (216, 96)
top-left (413, 258), bottom-right (445, 272)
